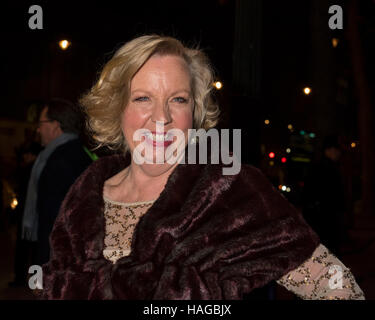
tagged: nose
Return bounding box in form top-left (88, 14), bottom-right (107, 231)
top-left (151, 101), bottom-right (172, 124)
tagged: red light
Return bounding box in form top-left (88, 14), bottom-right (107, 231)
top-left (268, 152), bottom-right (275, 159)
top-left (281, 157), bottom-right (287, 163)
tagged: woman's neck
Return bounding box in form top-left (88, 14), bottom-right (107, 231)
top-left (105, 160), bottom-right (178, 203)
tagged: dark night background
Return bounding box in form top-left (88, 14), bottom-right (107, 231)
top-left (0, 0), bottom-right (374, 300)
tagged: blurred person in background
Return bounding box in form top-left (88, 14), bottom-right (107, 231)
top-left (9, 142), bottom-right (41, 287)
top-left (301, 135), bottom-right (346, 256)
top-left (21, 98), bottom-right (92, 267)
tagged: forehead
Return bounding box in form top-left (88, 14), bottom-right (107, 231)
top-left (131, 55), bottom-right (191, 88)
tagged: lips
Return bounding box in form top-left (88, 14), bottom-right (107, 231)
top-left (144, 131), bottom-right (174, 147)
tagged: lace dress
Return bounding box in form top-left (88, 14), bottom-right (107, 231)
top-left (103, 196), bottom-right (155, 263)
top-left (102, 196), bottom-right (365, 300)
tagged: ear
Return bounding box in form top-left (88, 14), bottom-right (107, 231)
top-left (53, 120), bottom-right (63, 134)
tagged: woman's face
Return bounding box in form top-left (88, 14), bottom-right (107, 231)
top-left (122, 54), bottom-right (194, 176)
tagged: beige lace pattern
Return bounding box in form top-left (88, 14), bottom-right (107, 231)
top-left (277, 244), bottom-right (365, 300)
top-left (103, 197), bottom-right (154, 264)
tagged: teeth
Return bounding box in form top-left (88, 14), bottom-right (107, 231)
top-left (154, 134), bottom-right (165, 141)
top-left (146, 132), bottom-right (169, 142)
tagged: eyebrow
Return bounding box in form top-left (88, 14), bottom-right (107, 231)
top-left (130, 89), bottom-right (192, 96)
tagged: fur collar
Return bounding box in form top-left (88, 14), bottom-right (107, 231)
top-left (46, 152), bottom-right (320, 299)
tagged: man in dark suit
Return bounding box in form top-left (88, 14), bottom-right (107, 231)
top-left (22, 99), bottom-right (93, 266)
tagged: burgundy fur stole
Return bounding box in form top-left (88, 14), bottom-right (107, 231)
top-left (41, 153), bottom-right (320, 299)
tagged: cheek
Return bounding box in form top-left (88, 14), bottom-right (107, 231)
top-left (44, 126), bottom-right (52, 136)
top-left (122, 108), bottom-right (139, 130)
top-left (173, 108), bottom-right (193, 131)
top-left (121, 107), bottom-right (148, 142)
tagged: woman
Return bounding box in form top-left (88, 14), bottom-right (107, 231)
top-left (41, 35), bottom-right (364, 300)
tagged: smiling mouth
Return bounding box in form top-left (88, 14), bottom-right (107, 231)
top-left (144, 131), bottom-right (174, 147)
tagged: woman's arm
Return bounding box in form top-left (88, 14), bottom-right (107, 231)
top-left (276, 244), bottom-right (365, 300)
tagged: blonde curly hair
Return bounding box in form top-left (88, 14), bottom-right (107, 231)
top-left (80, 34), bottom-right (220, 152)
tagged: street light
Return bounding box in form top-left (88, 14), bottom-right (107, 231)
top-left (332, 38), bottom-right (339, 48)
top-left (213, 81), bottom-right (223, 90)
top-left (10, 198), bottom-right (18, 210)
top-left (303, 87), bottom-right (311, 95)
top-left (59, 40), bottom-right (71, 50)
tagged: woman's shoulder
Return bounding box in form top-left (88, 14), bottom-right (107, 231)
top-left (61, 154), bottom-right (129, 208)
top-left (204, 162), bottom-right (268, 183)
top-left (238, 163), bottom-right (272, 183)
top-left (199, 163), bottom-right (282, 205)
top-left (177, 162), bottom-right (273, 200)
top-left (87, 153), bottom-right (127, 171)
top-left (79, 154), bottom-right (129, 181)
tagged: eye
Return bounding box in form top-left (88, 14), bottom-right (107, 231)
top-left (134, 96), bottom-right (149, 102)
top-left (172, 97), bottom-right (188, 103)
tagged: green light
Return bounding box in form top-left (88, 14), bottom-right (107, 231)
top-left (309, 133), bottom-right (316, 138)
top-left (300, 130), bottom-right (305, 136)
top-left (291, 157), bottom-right (311, 163)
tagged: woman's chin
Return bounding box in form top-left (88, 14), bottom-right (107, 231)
top-left (139, 161), bottom-right (178, 177)
top-left (130, 141), bottom-right (187, 176)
